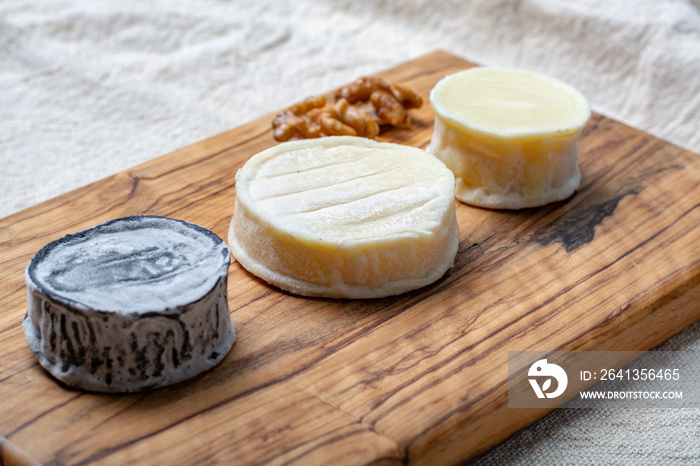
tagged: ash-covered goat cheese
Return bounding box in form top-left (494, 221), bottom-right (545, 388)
top-left (23, 215), bottom-right (236, 393)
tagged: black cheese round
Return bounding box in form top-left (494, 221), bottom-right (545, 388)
top-left (23, 215), bottom-right (236, 392)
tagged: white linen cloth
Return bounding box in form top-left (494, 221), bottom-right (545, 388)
top-left (1, 0), bottom-right (699, 463)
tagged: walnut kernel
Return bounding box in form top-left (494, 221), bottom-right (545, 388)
top-left (272, 76), bottom-right (421, 142)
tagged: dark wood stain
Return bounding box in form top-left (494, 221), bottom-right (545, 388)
top-left (532, 187), bottom-right (642, 253)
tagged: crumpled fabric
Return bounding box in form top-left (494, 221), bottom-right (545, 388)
top-left (1, 0), bottom-right (699, 463)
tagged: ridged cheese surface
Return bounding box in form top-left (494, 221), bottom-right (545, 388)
top-left (228, 136), bottom-right (458, 298)
top-left (428, 67), bottom-right (590, 209)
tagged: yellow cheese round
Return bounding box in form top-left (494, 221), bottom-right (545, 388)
top-left (228, 136), bottom-right (458, 298)
top-left (428, 67), bottom-right (591, 209)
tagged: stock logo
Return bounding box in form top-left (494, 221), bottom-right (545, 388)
top-left (528, 359), bottom-right (568, 399)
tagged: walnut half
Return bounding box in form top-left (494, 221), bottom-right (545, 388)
top-left (271, 76), bottom-right (422, 142)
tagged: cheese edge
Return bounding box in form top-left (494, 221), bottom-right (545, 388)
top-left (23, 276), bottom-right (236, 393)
top-left (228, 214), bottom-right (459, 299)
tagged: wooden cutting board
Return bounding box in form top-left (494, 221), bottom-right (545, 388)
top-left (1, 51), bottom-right (699, 465)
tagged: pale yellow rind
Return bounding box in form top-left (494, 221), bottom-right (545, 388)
top-left (228, 136), bottom-right (458, 299)
top-left (428, 67), bottom-right (590, 209)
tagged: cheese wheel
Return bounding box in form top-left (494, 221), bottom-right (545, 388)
top-left (428, 67), bottom-right (591, 209)
top-left (24, 216), bottom-right (236, 393)
top-left (228, 136), bottom-right (458, 299)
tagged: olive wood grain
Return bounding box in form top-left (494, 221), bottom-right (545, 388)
top-left (1, 51), bottom-right (698, 465)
